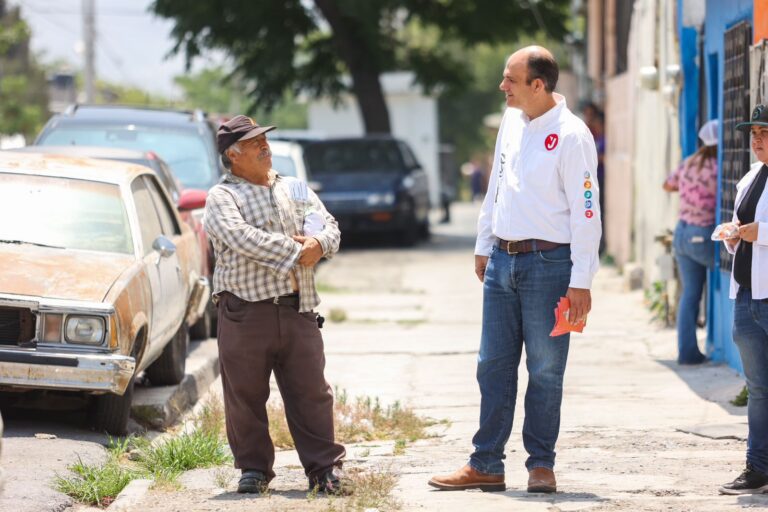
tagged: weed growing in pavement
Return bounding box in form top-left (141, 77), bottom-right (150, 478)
top-left (732, 385), bottom-right (748, 406)
top-left (346, 466), bottom-right (400, 511)
top-left (196, 393), bottom-right (227, 437)
top-left (267, 388), bottom-right (437, 450)
top-left (328, 307), bottom-right (348, 323)
top-left (213, 467), bottom-right (237, 490)
top-left (54, 456), bottom-right (137, 507)
top-left (392, 439), bottom-right (407, 455)
top-left (136, 428), bottom-right (232, 477)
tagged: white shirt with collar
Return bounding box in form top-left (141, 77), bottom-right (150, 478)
top-left (475, 94), bottom-right (602, 289)
top-left (725, 161), bottom-right (768, 299)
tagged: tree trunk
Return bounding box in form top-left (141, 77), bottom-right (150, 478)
top-left (313, 0), bottom-right (391, 134)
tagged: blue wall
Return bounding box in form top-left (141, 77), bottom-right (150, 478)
top-left (703, 0), bottom-right (753, 372)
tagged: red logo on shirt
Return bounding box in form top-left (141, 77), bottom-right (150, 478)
top-left (545, 134), bottom-right (559, 151)
top-left (585, 210), bottom-right (594, 219)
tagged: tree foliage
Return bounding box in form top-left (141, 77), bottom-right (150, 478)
top-left (151, 0), bottom-right (570, 134)
top-left (0, 1), bottom-right (49, 139)
top-left (173, 66), bottom-right (308, 128)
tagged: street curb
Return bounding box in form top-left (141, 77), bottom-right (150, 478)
top-left (107, 478), bottom-right (152, 511)
top-left (131, 337), bottom-right (220, 430)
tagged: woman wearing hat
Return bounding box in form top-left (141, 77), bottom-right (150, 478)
top-left (663, 119), bottom-right (719, 365)
top-left (719, 104), bottom-right (768, 495)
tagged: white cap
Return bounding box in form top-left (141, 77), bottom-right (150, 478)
top-left (698, 119), bottom-right (718, 146)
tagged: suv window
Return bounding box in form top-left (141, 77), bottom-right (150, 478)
top-left (305, 140), bottom-right (406, 175)
top-left (39, 123), bottom-right (219, 190)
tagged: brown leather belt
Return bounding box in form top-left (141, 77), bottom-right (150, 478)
top-left (497, 238), bottom-right (568, 255)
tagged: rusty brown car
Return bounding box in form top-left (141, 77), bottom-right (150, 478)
top-left (0, 152), bottom-right (209, 435)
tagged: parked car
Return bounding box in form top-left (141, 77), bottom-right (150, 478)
top-left (269, 140), bottom-right (309, 183)
top-left (11, 145), bottom-right (213, 339)
top-left (279, 136), bottom-right (431, 244)
top-left (0, 152), bottom-right (210, 435)
top-left (34, 105), bottom-right (221, 336)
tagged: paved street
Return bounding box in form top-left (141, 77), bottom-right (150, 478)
top-left (127, 202), bottom-right (764, 512)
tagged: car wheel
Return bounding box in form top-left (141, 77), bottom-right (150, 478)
top-left (189, 299), bottom-right (211, 341)
top-left (145, 322), bottom-right (189, 386)
top-left (90, 374), bottom-right (135, 436)
top-left (419, 218), bottom-right (430, 240)
top-left (397, 215), bottom-right (419, 247)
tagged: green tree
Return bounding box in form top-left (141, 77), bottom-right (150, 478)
top-left (151, 0), bottom-right (570, 134)
top-left (173, 66), bottom-right (308, 128)
top-left (0, 0), bottom-right (49, 139)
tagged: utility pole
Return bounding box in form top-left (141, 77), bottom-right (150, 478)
top-left (82, 0), bottom-right (95, 102)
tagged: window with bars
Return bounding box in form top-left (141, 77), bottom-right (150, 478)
top-left (720, 21), bottom-right (752, 271)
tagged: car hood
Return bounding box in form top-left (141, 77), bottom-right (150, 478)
top-left (313, 172), bottom-right (402, 193)
top-left (0, 244), bottom-right (135, 303)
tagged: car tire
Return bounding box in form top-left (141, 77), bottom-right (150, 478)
top-left (189, 299), bottom-right (211, 341)
top-left (90, 375), bottom-right (135, 436)
top-left (397, 216), bottom-right (419, 247)
top-left (145, 322), bottom-right (189, 386)
top-left (419, 219), bottom-right (430, 240)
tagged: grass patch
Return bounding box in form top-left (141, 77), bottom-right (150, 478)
top-left (395, 319), bottom-right (426, 327)
top-left (268, 389), bottom-right (437, 450)
top-left (54, 456), bottom-right (137, 508)
top-left (392, 439), bottom-right (407, 455)
top-left (732, 385), bottom-right (748, 407)
top-left (346, 467), bottom-right (400, 511)
top-left (328, 308), bottom-right (348, 323)
top-left (196, 394), bottom-right (227, 437)
top-left (57, 396), bottom-right (232, 507)
top-left (137, 429), bottom-right (231, 477)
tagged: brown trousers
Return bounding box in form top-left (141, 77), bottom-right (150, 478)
top-left (217, 292), bottom-right (345, 480)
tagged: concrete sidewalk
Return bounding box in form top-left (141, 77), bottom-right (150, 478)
top-left (130, 203), bottom-right (761, 511)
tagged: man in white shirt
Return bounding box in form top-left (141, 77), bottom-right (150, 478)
top-left (429, 46), bottom-right (601, 493)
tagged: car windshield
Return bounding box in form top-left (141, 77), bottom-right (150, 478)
top-left (271, 155), bottom-right (297, 177)
top-left (305, 140), bottom-right (406, 175)
top-left (38, 124), bottom-right (218, 189)
top-left (0, 173), bottom-right (133, 254)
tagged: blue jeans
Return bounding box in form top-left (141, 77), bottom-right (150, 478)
top-left (469, 244), bottom-right (572, 475)
top-left (672, 220), bottom-right (714, 364)
top-left (733, 287), bottom-right (768, 474)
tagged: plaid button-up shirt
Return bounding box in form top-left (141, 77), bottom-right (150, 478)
top-left (204, 171), bottom-right (340, 312)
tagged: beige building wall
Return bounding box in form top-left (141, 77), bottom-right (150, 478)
top-left (630, 0), bottom-right (681, 285)
top-left (604, 72), bottom-right (634, 268)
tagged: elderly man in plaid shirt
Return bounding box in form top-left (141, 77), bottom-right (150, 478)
top-left (204, 115), bottom-right (346, 495)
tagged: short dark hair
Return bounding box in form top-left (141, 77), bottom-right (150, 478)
top-left (526, 53), bottom-right (559, 93)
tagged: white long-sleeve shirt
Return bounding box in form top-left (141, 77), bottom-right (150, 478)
top-left (475, 94), bottom-right (602, 289)
top-left (725, 161), bottom-right (768, 299)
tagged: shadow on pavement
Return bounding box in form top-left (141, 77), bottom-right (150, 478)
top-left (656, 359), bottom-right (746, 416)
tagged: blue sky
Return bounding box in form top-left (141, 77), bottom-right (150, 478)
top-left (11, 0), bottom-right (218, 98)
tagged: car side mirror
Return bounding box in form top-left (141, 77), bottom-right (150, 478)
top-left (152, 235), bottom-right (176, 260)
top-left (178, 189), bottom-right (207, 211)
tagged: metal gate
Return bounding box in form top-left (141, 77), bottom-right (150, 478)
top-left (720, 21), bottom-right (752, 271)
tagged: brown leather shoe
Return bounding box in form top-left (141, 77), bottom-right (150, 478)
top-left (527, 467), bottom-right (556, 493)
top-left (428, 464), bottom-right (505, 492)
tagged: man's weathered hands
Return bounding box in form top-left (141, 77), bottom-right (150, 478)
top-left (738, 222), bottom-right (759, 243)
top-left (565, 287), bottom-right (591, 325)
top-left (293, 235), bottom-right (323, 267)
top-left (475, 255), bottom-right (489, 282)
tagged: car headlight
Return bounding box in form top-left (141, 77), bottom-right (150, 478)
top-left (366, 193), bottom-right (395, 206)
top-left (65, 316), bottom-right (105, 345)
top-left (401, 176), bottom-right (415, 189)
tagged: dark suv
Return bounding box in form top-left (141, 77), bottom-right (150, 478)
top-left (274, 136), bottom-right (430, 245)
